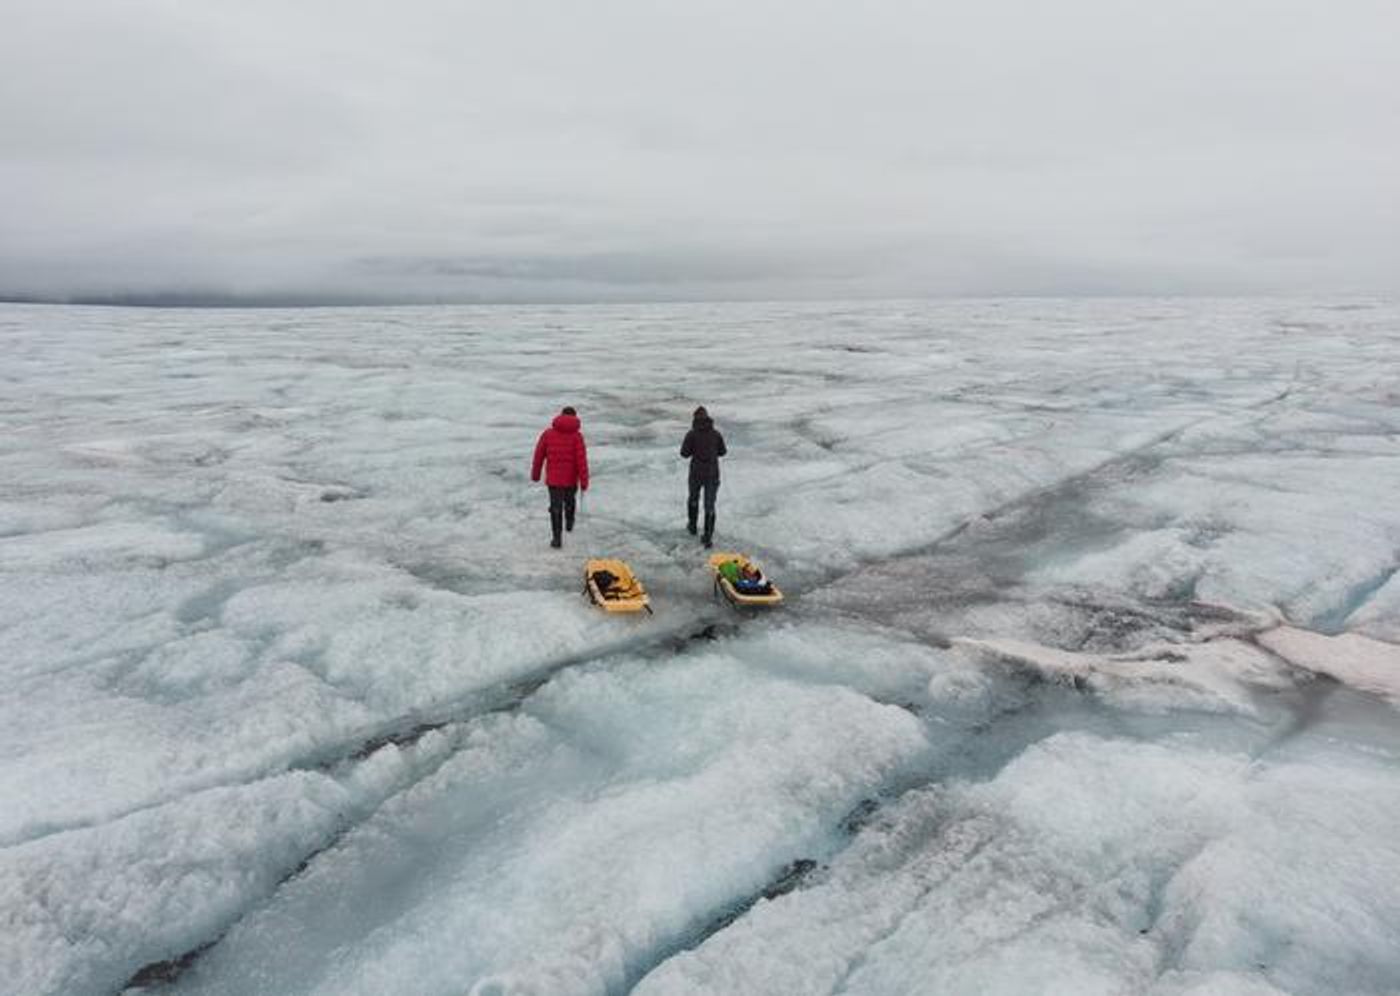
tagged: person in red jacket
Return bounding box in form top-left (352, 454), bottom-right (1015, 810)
top-left (531, 406), bottom-right (590, 548)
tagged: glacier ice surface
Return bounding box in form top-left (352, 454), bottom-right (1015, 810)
top-left (1, 299), bottom-right (1398, 996)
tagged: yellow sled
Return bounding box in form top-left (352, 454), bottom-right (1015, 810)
top-left (584, 558), bottom-right (652, 614)
top-left (708, 552), bottom-right (784, 607)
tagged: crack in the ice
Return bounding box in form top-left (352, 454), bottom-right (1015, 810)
top-left (625, 688), bottom-right (1080, 994)
top-left (116, 616), bottom-right (747, 990)
top-left (1313, 561), bottom-right (1399, 634)
top-left (5, 618), bottom-right (735, 852)
top-left (826, 833), bottom-right (997, 996)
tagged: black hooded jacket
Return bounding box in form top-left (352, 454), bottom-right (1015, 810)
top-left (680, 413), bottom-right (727, 483)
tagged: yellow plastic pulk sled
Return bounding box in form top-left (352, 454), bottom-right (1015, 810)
top-left (708, 552), bottom-right (784, 608)
top-left (584, 558), bottom-right (653, 614)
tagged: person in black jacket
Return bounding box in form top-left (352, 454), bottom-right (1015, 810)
top-left (680, 406), bottom-right (727, 547)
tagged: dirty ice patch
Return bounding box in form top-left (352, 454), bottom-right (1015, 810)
top-left (952, 636), bottom-right (1295, 716)
top-left (1105, 454), bottom-right (1400, 627)
top-left (169, 651), bottom-right (931, 996)
top-left (1030, 527), bottom-right (1208, 602)
top-left (1255, 626), bottom-right (1400, 706)
top-left (758, 454), bottom-right (1052, 573)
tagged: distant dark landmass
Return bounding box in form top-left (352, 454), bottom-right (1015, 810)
top-left (0, 290), bottom-right (431, 309)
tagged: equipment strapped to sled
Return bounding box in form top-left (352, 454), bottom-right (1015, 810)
top-left (708, 552), bottom-right (784, 608)
top-left (584, 558), bottom-right (653, 614)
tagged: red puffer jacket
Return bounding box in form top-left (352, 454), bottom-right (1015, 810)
top-left (531, 413), bottom-right (590, 489)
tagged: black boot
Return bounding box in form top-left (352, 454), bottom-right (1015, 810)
top-left (686, 519), bottom-right (697, 536)
top-left (565, 513), bottom-right (575, 533)
top-left (702, 511), bottom-right (714, 548)
top-left (550, 507), bottom-right (563, 548)
top-left (550, 533), bottom-right (562, 548)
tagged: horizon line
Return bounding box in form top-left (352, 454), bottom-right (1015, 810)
top-left (1, 289), bottom-right (1386, 310)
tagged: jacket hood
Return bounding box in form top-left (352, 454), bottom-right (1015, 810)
top-left (552, 413), bottom-right (580, 433)
top-left (692, 413), bottom-right (713, 430)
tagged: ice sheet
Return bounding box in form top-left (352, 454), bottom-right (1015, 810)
top-left (1, 298), bottom-right (1398, 995)
top-left (636, 725), bottom-right (1400, 996)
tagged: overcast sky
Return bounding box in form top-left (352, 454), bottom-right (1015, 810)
top-left (2, 0), bottom-right (1397, 303)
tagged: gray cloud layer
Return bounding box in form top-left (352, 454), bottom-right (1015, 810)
top-left (2, 0), bottom-right (1397, 302)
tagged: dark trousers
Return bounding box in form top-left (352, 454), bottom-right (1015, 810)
top-left (687, 478), bottom-right (719, 538)
top-left (548, 485), bottom-right (577, 539)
